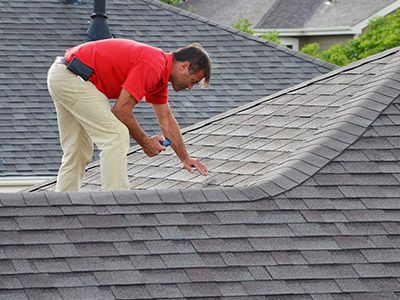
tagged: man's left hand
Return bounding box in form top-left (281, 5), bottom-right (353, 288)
top-left (182, 158), bottom-right (208, 176)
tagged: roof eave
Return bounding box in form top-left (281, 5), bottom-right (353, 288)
top-left (255, 0), bottom-right (400, 37)
top-left (254, 27), bottom-right (355, 37)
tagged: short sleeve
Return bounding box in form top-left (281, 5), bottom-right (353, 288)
top-left (145, 85), bottom-right (168, 104)
top-left (122, 63), bottom-right (162, 102)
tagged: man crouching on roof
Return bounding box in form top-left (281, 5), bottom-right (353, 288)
top-left (47, 38), bottom-right (211, 191)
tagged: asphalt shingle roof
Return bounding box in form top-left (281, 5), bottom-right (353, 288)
top-left (179, 0), bottom-right (398, 30)
top-left (0, 0), bottom-right (334, 177)
top-left (178, 0), bottom-right (276, 28)
top-left (2, 47), bottom-right (396, 299)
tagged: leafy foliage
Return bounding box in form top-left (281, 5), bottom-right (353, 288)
top-left (232, 18), bottom-right (281, 45)
top-left (259, 31), bottom-right (281, 44)
top-left (160, 0), bottom-right (184, 6)
top-left (301, 9), bottom-right (400, 66)
top-left (232, 17), bottom-right (254, 34)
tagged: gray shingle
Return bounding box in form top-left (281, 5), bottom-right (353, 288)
top-left (95, 270), bottom-right (142, 285)
top-left (302, 250), bottom-right (366, 264)
top-left (157, 225), bottom-right (207, 240)
top-left (191, 238), bottom-right (253, 253)
top-left (178, 282), bottom-right (221, 297)
top-left (0, 193), bottom-right (25, 206)
top-left (249, 237), bottom-right (340, 251)
top-left (78, 215), bottom-right (128, 228)
top-left (114, 241), bottom-right (149, 255)
top-left (222, 252), bottom-right (276, 266)
top-left (111, 285), bottom-right (151, 299)
top-left (22, 193), bottom-right (48, 206)
top-left (90, 192), bottom-right (117, 205)
top-left (64, 228), bottom-right (131, 242)
top-left (242, 280), bottom-right (304, 295)
top-left (336, 278), bottom-right (400, 293)
top-left (300, 279), bottom-right (341, 294)
top-left (147, 283), bottom-right (183, 298)
top-left (130, 255), bottom-right (166, 270)
top-left (33, 258), bottom-right (70, 273)
top-left (353, 263), bottom-right (400, 278)
top-left (57, 287), bottom-right (115, 300)
top-left (45, 192), bottom-right (72, 205)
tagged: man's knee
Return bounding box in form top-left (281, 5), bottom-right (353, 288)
top-left (118, 123), bottom-right (130, 148)
top-left (107, 122), bottom-right (130, 151)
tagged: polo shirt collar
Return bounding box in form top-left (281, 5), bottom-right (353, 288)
top-left (163, 52), bottom-right (173, 84)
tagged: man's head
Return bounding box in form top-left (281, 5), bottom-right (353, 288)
top-left (170, 43), bottom-right (211, 92)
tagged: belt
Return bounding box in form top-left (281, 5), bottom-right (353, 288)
top-left (54, 56), bottom-right (69, 65)
top-left (54, 56), bottom-right (94, 81)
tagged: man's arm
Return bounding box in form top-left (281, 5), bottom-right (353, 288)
top-left (152, 102), bottom-right (208, 176)
top-left (112, 88), bottom-right (164, 157)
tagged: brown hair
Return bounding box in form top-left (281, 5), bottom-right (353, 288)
top-left (173, 43), bottom-right (212, 87)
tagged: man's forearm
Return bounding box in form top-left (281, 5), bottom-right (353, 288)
top-left (161, 116), bottom-right (190, 162)
top-left (112, 107), bottom-right (148, 146)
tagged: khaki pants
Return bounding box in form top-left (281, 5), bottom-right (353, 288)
top-left (47, 62), bottom-right (130, 191)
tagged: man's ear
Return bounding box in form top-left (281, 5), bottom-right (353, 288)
top-left (182, 61), bottom-right (190, 70)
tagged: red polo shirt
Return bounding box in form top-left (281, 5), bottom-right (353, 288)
top-left (64, 38), bottom-right (173, 104)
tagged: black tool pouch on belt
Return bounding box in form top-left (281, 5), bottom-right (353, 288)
top-left (67, 57), bottom-right (94, 81)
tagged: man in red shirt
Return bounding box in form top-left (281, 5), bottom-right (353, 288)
top-left (47, 38), bottom-right (211, 191)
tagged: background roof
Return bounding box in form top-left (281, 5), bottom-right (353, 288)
top-left (178, 0), bottom-right (276, 27)
top-left (179, 0), bottom-right (398, 29)
top-left (0, 0), bottom-right (334, 178)
top-left (3, 47), bottom-right (400, 299)
top-left (259, 0), bottom-right (397, 29)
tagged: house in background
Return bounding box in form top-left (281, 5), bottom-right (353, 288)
top-left (179, 0), bottom-right (400, 51)
top-left (3, 46), bottom-right (400, 299)
top-left (0, 0), bottom-right (334, 192)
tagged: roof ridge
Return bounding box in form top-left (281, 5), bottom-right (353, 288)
top-left (140, 0), bottom-right (336, 70)
top-left (250, 48), bottom-right (400, 197)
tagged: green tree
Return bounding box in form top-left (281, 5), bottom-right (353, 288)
top-left (301, 9), bottom-right (400, 66)
top-left (350, 9), bottom-right (400, 60)
top-left (160, 0), bottom-right (184, 6)
top-left (259, 31), bottom-right (281, 44)
top-left (232, 18), bottom-right (282, 45)
top-left (232, 17), bottom-right (254, 35)
top-left (300, 43), bottom-right (320, 57)
top-left (319, 44), bottom-right (354, 66)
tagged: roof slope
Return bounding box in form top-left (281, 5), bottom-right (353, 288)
top-left (178, 0), bottom-right (276, 27)
top-left (178, 0), bottom-right (398, 30)
top-left (2, 48), bottom-right (400, 300)
top-left (257, 0), bottom-right (323, 29)
top-left (258, 0), bottom-right (397, 29)
top-left (0, 0), bottom-right (334, 178)
top-left (33, 47), bottom-right (400, 193)
top-left (304, 0), bottom-right (398, 29)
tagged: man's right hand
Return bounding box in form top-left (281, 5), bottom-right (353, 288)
top-left (142, 135), bottom-right (165, 157)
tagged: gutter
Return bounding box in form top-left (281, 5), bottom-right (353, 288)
top-left (0, 176), bottom-right (54, 192)
top-left (254, 26), bottom-right (355, 37)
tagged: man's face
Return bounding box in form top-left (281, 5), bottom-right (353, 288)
top-left (171, 62), bottom-right (205, 92)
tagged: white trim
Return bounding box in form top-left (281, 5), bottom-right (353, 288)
top-left (254, 27), bottom-right (354, 37)
top-left (279, 37), bottom-right (299, 51)
top-left (352, 1), bottom-right (400, 35)
top-left (0, 176), bottom-right (53, 192)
